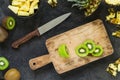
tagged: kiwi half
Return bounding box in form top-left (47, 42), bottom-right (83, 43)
top-left (84, 40), bottom-right (96, 53)
top-left (75, 44), bottom-right (89, 57)
top-left (0, 57), bottom-right (9, 70)
top-left (58, 44), bottom-right (69, 58)
top-left (92, 45), bottom-right (103, 57)
top-left (2, 16), bottom-right (15, 30)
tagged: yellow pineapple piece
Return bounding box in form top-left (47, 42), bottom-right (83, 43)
top-left (30, 0), bottom-right (33, 2)
top-left (34, 4), bottom-right (38, 9)
top-left (19, 2), bottom-right (29, 11)
top-left (12, 0), bottom-right (22, 6)
top-left (117, 11), bottom-right (120, 19)
top-left (18, 11), bottom-right (30, 16)
top-left (29, 7), bottom-right (34, 14)
top-left (29, 0), bottom-right (39, 14)
top-left (17, 0), bottom-right (26, 2)
top-left (105, 0), bottom-right (120, 5)
top-left (8, 5), bottom-right (19, 14)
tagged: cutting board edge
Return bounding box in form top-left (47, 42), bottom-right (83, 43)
top-left (46, 19), bottom-right (103, 43)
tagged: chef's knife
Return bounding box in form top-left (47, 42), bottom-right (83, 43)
top-left (12, 13), bottom-right (71, 48)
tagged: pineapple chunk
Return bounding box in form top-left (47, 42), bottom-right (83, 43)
top-left (29, 7), bottom-right (34, 14)
top-left (19, 3), bottom-right (29, 11)
top-left (34, 4), bottom-right (38, 9)
top-left (35, 0), bottom-right (39, 3)
top-left (48, 0), bottom-right (57, 7)
top-left (18, 11), bottom-right (29, 16)
top-left (31, 0), bottom-right (39, 8)
top-left (30, 0), bottom-right (33, 2)
top-left (12, 1), bottom-right (22, 6)
top-left (26, 0), bottom-right (30, 8)
top-left (17, 0), bottom-right (26, 2)
top-left (105, 0), bottom-right (120, 5)
top-left (29, 0), bottom-right (39, 14)
top-left (8, 5), bottom-right (19, 14)
top-left (117, 11), bottom-right (120, 19)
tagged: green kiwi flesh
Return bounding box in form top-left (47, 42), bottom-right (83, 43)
top-left (84, 40), bottom-right (96, 53)
top-left (58, 44), bottom-right (69, 58)
top-left (92, 45), bottom-right (103, 57)
top-left (75, 44), bottom-right (89, 57)
top-left (0, 57), bottom-right (9, 70)
top-left (2, 16), bottom-right (15, 30)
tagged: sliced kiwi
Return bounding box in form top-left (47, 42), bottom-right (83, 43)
top-left (0, 57), bottom-right (9, 70)
top-left (84, 40), bottom-right (96, 53)
top-left (2, 16), bottom-right (15, 30)
top-left (92, 45), bottom-right (103, 57)
top-left (75, 44), bottom-right (89, 57)
top-left (58, 44), bottom-right (69, 58)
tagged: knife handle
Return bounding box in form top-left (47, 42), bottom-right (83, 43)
top-left (12, 29), bottom-right (40, 48)
top-left (29, 54), bottom-right (51, 70)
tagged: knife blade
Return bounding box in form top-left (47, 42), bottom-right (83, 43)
top-left (12, 13), bottom-right (71, 48)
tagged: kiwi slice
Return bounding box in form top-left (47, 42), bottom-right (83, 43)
top-left (58, 44), bottom-right (69, 58)
top-left (2, 16), bottom-right (15, 30)
top-left (92, 45), bottom-right (103, 57)
top-left (84, 40), bottom-right (96, 53)
top-left (75, 44), bottom-right (89, 57)
top-left (0, 57), bottom-right (9, 70)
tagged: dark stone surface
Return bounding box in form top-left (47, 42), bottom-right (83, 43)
top-left (0, 0), bottom-right (120, 80)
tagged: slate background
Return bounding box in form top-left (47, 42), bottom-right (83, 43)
top-left (0, 0), bottom-right (120, 80)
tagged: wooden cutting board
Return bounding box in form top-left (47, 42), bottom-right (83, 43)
top-left (29, 19), bottom-right (114, 74)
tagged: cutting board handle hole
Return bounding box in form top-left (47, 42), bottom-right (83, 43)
top-left (33, 63), bottom-right (36, 65)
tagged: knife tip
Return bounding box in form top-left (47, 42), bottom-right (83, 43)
top-left (66, 12), bottom-right (72, 16)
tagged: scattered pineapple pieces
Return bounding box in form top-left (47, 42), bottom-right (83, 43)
top-left (8, 0), bottom-right (40, 16)
top-left (48, 0), bottom-right (57, 7)
top-left (105, 0), bottom-right (120, 6)
top-left (106, 58), bottom-right (120, 77)
top-left (85, 0), bottom-right (101, 16)
top-left (112, 30), bottom-right (120, 38)
top-left (106, 8), bottom-right (120, 25)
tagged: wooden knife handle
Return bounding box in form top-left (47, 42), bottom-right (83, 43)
top-left (12, 29), bottom-right (40, 48)
top-left (29, 54), bottom-right (51, 70)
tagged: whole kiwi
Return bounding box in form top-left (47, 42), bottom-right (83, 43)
top-left (0, 27), bottom-right (8, 42)
top-left (4, 68), bottom-right (21, 80)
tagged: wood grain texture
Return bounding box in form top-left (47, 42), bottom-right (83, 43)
top-left (46, 19), bottom-right (114, 74)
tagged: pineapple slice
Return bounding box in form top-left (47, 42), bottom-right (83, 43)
top-left (18, 11), bottom-right (29, 16)
top-left (8, 5), bottom-right (19, 14)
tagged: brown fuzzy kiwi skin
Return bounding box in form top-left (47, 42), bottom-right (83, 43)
top-left (2, 16), bottom-right (9, 29)
top-left (0, 27), bottom-right (8, 42)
